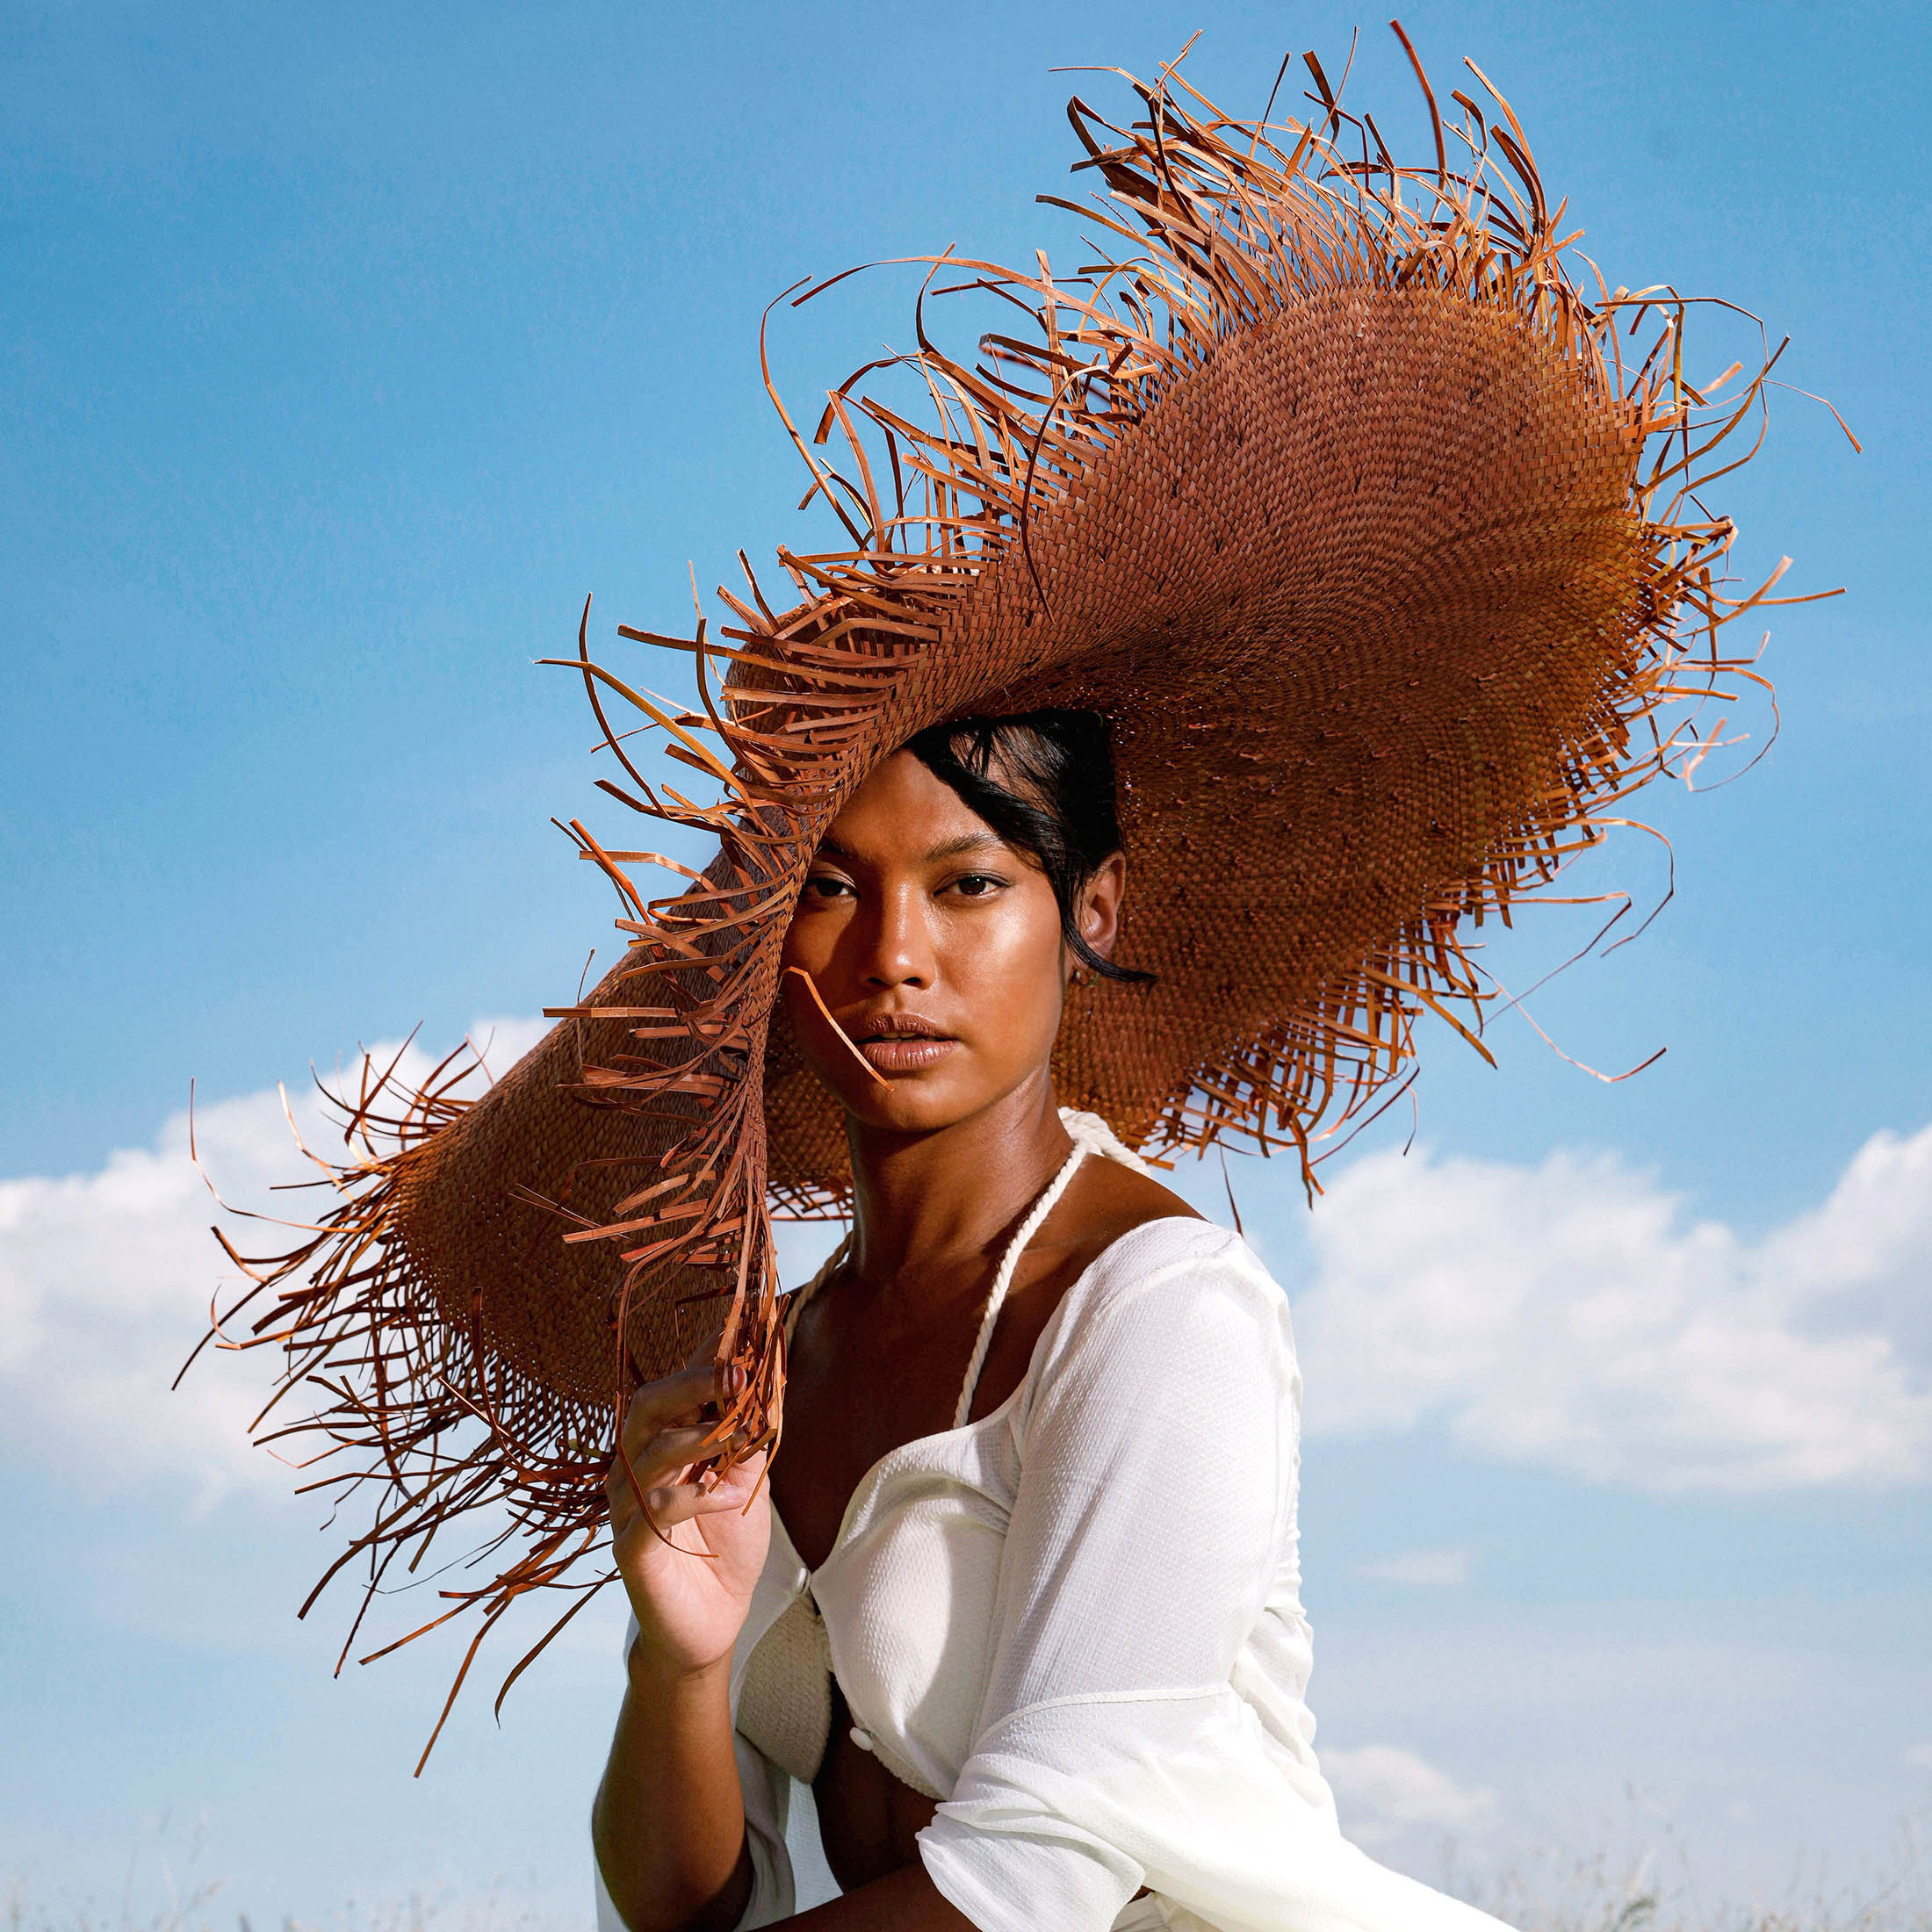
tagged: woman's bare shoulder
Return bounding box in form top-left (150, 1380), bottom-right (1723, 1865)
top-left (1034, 1153), bottom-right (1205, 1283)
top-left (1086, 1155), bottom-right (1205, 1229)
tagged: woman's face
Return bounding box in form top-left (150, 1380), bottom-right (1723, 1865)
top-left (777, 749), bottom-right (1124, 1136)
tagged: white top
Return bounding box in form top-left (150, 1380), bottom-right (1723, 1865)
top-left (595, 1115), bottom-right (1510, 1932)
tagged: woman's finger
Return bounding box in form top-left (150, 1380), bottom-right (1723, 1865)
top-left (617, 1363), bottom-right (745, 1453)
top-left (626, 1463), bottom-right (769, 1533)
top-left (609, 1441), bottom-right (768, 1523)
top-left (607, 1438), bottom-right (744, 1523)
top-left (607, 1415), bottom-right (760, 1503)
top-left (681, 1321), bottom-right (728, 1373)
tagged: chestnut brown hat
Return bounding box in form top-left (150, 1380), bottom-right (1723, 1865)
top-left (204, 36), bottom-right (1805, 1732)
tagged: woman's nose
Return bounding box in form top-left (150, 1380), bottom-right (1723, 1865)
top-left (860, 883), bottom-right (934, 989)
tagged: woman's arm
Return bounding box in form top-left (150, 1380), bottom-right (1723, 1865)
top-left (907, 1231), bottom-right (1511, 1932)
top-left (593, 1359), bottom-right (774, 1932)
top-left (916, 1232), bottom-right (1298, 1932)
top-left (593, 1643), bottom-right (753, 1932)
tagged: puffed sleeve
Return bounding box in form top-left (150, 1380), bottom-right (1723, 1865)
top-left (915, 1228), bottom-right (1511, 1932)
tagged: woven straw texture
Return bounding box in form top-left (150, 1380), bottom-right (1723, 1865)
top-left (198, 40), bottom-right (1801, 1741)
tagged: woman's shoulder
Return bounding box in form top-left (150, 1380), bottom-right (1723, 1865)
top-left (1046, 1114), bottom-right (1280, 1311)
top-left (1035, 1207), bottom-right (1296, 1392)
top-left (1052, 1146), bottom-right (1205, 1251)
top-left (1085, 1210), bottom-right (1283, 1303)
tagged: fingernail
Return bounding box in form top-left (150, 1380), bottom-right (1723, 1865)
top-left (724, 1364), bottom-right (746, 1396)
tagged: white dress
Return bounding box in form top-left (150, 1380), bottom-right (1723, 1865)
top-left (595, 1113), bottom-right (1510, 1932)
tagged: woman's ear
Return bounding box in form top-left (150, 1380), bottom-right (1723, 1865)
top-left (1075, 851), bottom-right (1128, 962)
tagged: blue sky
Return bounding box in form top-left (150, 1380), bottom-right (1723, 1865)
top-left (2, 3), bottom-right (1927, 1928)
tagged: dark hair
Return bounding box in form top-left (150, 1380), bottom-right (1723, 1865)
top-left (903, 709), bottom-right (1154, 986)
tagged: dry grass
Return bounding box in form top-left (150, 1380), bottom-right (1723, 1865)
top-left (3, 1878), bottom-right (574, 1932)
top-left (2, 1819), bottom-right (577, 1932)
top-left (7, 1807), bottom-right (1928, 1932)
top-left (1443, 1806), bottom-right (1931, 1932)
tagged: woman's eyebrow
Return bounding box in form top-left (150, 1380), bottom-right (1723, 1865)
top-left (810, 831), bottom-right (1007, 864)
top-left (925, 832), bottom-right (1008, 861)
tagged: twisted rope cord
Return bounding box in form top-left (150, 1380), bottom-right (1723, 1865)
top-left (782, 1111), bottom-right (1146, 1424)
top-left (951, 1134), bottom-right (1090, 1430)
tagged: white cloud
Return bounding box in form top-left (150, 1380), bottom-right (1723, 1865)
top-left (11, 1043), bottom-right (1930, 1509)
top-left (0, 1017), bottom-right (548, 1503)
top-left (1287, 1125), bottom-right (1932, 1492)
top-left (1907, 1744), bottom-right (1932, 1773)
top-left (1322, 1744), bottom-right (1496, 1847)
top-left (1359, 1546), bottom-right (1476, 1588)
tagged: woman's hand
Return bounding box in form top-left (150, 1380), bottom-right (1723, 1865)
top-left (607, 1335), bottom-right (772, 1681)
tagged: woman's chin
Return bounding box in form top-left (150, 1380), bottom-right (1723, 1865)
top-left (823, 1063), bottom-right (1016, 1138)
top-left (845, 1078), bottom-right (977, 1135)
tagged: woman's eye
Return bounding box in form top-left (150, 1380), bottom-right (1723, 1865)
top-left (949, 874), bottom-right (1005, 899)
top-left (804, 875), bottom-right (854, 901)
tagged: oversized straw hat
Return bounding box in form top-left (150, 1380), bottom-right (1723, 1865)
top-left (204, 33), bottom-right (1800, 1727)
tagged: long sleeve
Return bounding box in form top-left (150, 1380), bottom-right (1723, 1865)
top-left (915, 1228), bottom-right (1510, 1932)
top-left (915, 1228), bottom-right (1294, 1927)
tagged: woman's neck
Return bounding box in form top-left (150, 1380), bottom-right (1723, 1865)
top-left (844, 1071), bottom-right (1075, 1290)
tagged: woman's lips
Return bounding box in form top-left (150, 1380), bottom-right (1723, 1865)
top-left (848, 1014), bottom-right (958, 1074)
top-left (857, 1034), bottom-right (959, 1074)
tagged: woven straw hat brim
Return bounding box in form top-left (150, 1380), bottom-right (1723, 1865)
top-left (202, 44), bottom-right (1799, 1742)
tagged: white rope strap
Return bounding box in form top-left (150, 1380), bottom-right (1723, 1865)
top-left (782, 1112), bottom-right (1139, 1429)
top-left (950, 1134), bottom-right (1089, 1430)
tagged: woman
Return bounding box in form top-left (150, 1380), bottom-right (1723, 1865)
top-left (591, 714), bottom-right (1506, 1932)
top-left (196, 40), bottom-right (1783, 1932)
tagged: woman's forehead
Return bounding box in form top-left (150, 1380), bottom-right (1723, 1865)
top-left (814, 751), bottom-right (1011, 865)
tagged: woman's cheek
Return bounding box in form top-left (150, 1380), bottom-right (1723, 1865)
top-left (956, 908), bottom-right (1063, 1047)
top-left (779, 906), bottom-right (840, 978)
